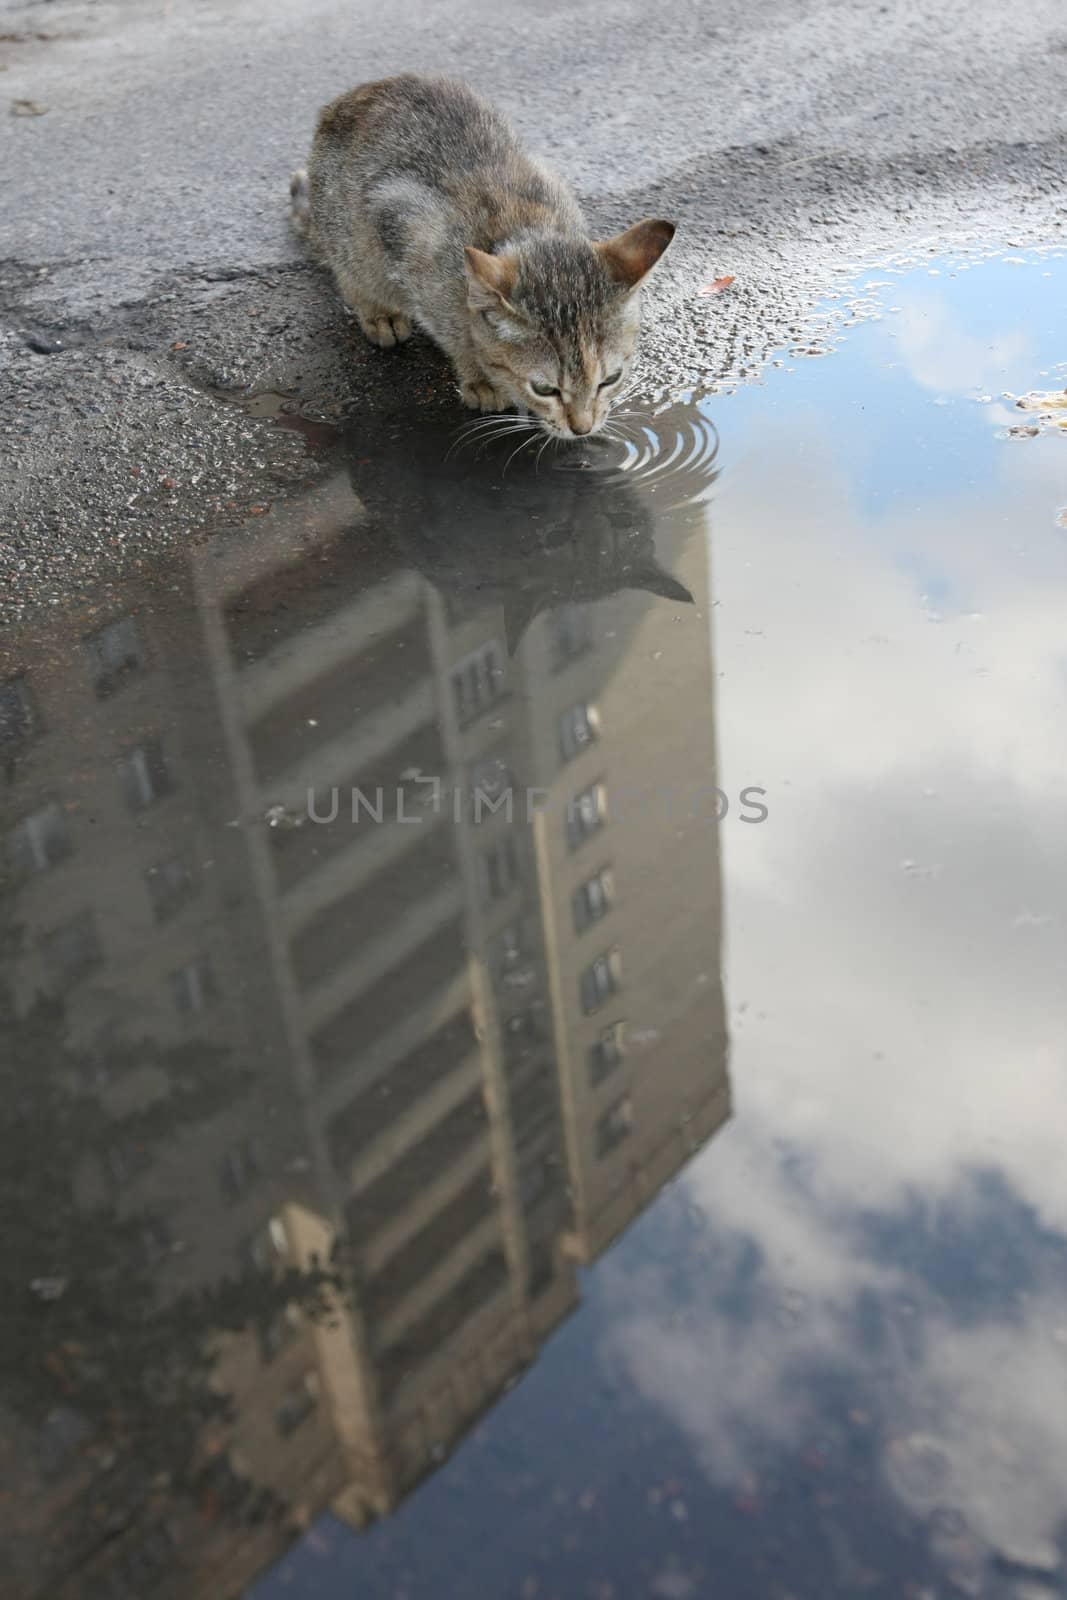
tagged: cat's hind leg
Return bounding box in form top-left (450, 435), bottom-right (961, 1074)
top-left (322, 200), bottom-right (416, 348)
top-left (354, 306), bottom-right (414, 349)
top-left (333, 266), bottom-right (413, 349)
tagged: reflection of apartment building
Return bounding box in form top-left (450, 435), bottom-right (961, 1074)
top-left (187, 481), bottom-right (579, 1532)
top-left (0, 451), bottom-right (729, 1598)
top-left (184, 467), bottom-right (729, 1536)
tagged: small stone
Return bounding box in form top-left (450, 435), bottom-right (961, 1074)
top-left (11, 98), bottom-right (49, 116)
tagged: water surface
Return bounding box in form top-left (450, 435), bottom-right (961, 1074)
top-left (1, 252), bottom-right (1065, 1600)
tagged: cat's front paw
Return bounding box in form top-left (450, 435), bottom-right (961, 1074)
top-left (460, 377), bottom-right (507, 414)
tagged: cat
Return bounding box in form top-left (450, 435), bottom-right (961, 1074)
top-left (337, 403), bottom-right (703, 654)
top-left (290, 74), bottom-right (675, 437)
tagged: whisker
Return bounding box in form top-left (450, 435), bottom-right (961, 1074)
top-left (449, 437), bottom-right (526, 464)
top-left (445, 420), bottom-right (535, 461)
top-left (461, 419), bottom-right (534, 437)
top-left (448, 415), bottom-right (526, 443)
top-left (461, 429), bottom-right (529, 452)
top-left (454, 413), bottom-right (525, 432)
top-left (502, 430), bottom-right (542, 475)
top-left (534, 433), bottom-right (556, 473)
top-left (472, 430), bottom-right (537, 457)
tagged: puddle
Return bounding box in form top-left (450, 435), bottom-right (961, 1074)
top-left (1, 251), bottom-right (1066, 1600)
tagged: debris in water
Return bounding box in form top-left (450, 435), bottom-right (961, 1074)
top-left (1015, 388), bottom-right (1067, 412)
top-left (11, 98), bottom-right (49, 116)
top-left (1005, 388), bottom-right (1067, 436)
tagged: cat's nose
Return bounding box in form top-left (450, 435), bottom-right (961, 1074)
top-left (568, 412), bottom-right (593, 436)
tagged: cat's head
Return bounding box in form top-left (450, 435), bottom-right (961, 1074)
top-left (464, 219), bottom-right (675, 438)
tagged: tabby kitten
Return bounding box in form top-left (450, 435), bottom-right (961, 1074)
top-left (290, 74), bottom-right (675, 436)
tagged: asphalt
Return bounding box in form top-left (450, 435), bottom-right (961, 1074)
top-left (2, 0), bottom-right (1066, 621)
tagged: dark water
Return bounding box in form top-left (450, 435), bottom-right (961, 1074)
top-left (1, 252), bottom-right (1065, 1600)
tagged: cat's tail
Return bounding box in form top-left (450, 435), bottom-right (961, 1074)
top-left (289, 169), bottom-right (311, 237)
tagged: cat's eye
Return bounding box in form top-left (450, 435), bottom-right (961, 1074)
top-left (530, 380), bottom-right (560, 398)
top-left (599, 370), bottom-right (623, 390)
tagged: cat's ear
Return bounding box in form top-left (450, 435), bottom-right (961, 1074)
top-left (628, 560), bottom-right (694, 605)
top-left (464, 247), bottom-right (520, 313)
top-left (595, 219), bottom-right (676, 290)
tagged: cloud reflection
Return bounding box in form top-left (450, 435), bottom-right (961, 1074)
top-left (605, 341), bottom-right (1067, 1587)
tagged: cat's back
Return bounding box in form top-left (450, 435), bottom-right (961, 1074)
top-left (316, 75), bottom-right (514, 176)
top-left (310, 74), bottom-right (581, 243)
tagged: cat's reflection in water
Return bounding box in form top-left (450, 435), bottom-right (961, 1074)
top-left (340, 402), bottom-right (716, 652)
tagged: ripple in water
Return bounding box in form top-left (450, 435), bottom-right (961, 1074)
top-left (548, 402), bottom-right (720, 504)
top-left (458, 401), bottom-right (720, 507)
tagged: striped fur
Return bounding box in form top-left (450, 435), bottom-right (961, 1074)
top-left (292, 75), bottom-right (674, 435)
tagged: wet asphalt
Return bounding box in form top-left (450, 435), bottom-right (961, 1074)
top-left (2, 0), bottom-right (1066, 622)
